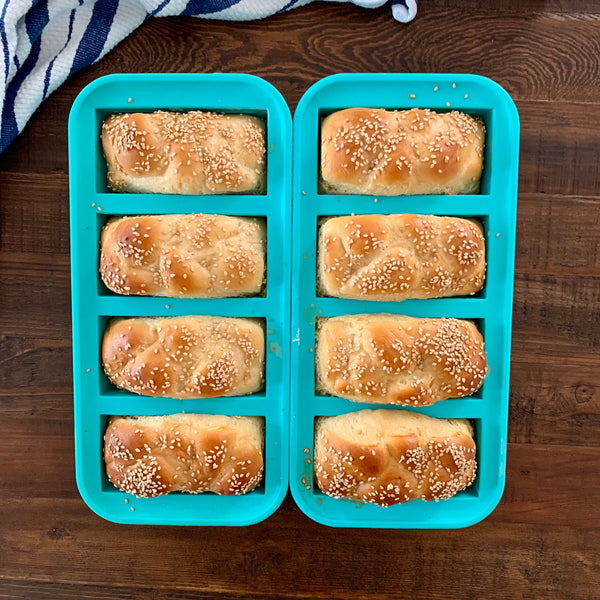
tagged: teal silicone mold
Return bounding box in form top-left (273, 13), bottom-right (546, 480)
top-left (69, 73), bottom-right (292, 525)
top-left (290, 73), bottom-right (519, 528)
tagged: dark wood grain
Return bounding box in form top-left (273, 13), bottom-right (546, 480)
top-left (0, 493), bottom-right (598, 600)
top-left (1, 2), bottom-right (599, 598)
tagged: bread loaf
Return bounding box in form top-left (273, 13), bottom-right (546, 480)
top-left (320, 108), bottom-right (485, 195)
top-left (316, 314), bottom-right (486, 406)
top-left (318, 214), bottom-right (485, 301)
top-left (314, 409), bottom-right (476, 506)
top-left (104, 413), bottom-right (264, 498)
top-left (100, 214), bottom-right (265, 298)
top-left (102, 316), bottom-right (264, 399)
top-left (102, 111), bottom-right (266, 194)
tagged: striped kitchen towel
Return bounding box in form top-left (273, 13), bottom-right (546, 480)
top-left (0, 0), bottom-right (417, 154)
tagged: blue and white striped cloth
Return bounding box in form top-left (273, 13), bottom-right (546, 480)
top-left (0, 0), bottom-right (417, 154)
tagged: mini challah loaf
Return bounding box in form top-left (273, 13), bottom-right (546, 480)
top-left (100, 214), bottom-right (265, 298)
top-left (321, 108), bottom-right (485, 195)
top-left (102, 111), bottom-right (266, 194)
top-left (316, 314), bottom-right (486, 406)
top-left (315, 409), bottom-right (477, 506)
top-left (102, 316), bottom-right (264, 399)
top-left (318, 214), bottom-right (485, 301)
top-left (104, 413), bottom-right (264, 498)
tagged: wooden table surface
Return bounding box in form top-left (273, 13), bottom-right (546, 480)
top-left (1, 1), bottom-right (599, 598)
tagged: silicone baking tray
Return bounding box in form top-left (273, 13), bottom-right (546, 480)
top-left (290, 73), bottom-right (519, 528)
top-left (69, 73), bottom-right (292, 525)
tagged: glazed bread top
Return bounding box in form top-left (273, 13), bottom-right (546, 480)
top-left (318, 213), bottom-right (486, 301)
top-left (102, 111), bottom-right (266, 194)
top-left (102, 316), bottom-right (265, 399)
top-left (104, 414), bottom-right (264, 498)
top-left (316, 314), bottom-right (487, 406)
top-left (100, 214), bottom-right (265, 298)
top-left (314, 409), bottom-right (477, 506)
top-left (320, 108), bottom-right (485, 195)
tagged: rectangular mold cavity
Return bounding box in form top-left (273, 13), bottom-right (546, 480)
top-left (316, 106), bottom-right (493, 196)
top-left (290, 73), bottom-right (519, 528)
top-left (312, 315), bottom-right (487, 402)
top-left (100, 413), bottom-right (267, 495)
top-left (96, 213), bottom-right (269, 298)
top-left (94, 107), bottom-right (269, 195)
top-left (314, 213), bottom-right (490, 300)
top-left (98, 314), bottom-right (268, 398)
top-left (309, 415), bottom-right (481, 500)
top-left (70, 73), bottom-right (291, 526)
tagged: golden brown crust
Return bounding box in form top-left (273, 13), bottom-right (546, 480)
top-left (102, 316), bottom-right (264, 399)
top-left (318, 214), bottom-right (486, 301)
top-left (104, 414), bottom-right (264, 498)
top-left (100, 214), bottom-right (265, 298)
top-left (316, 314), bottom-right (487, 406)
top-left (314, 409), bottom-right (476, 506)
top-left (102, 111), bottom-right (266, 194)
top-left (320, 108), bottom-right (485, 195)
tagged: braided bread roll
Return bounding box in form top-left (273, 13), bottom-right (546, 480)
top-left (100, 214), bottom-right (265, 298)
top-left (316, 314), bottom-right (487, 406)
top-left (104, 414), bottom-right (264, 498)
top-left (315, 409), bottom-right (476, 506)
top-left (318, 214), bottom-right (485, 301)
top-left (320, 108), bottom-right (485, 195)
top-left (102, 111), bottom-right (266, 194)
top-left (102, 316), bottom-right (264, 399)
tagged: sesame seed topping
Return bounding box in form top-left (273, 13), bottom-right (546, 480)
top-left (104, 414), bottom-right (264, 498)
top-left (314, 409), bottom-right (477, 506)
top-left (101, 316), bottom-right (264, 399)
top-left (100, 213), bottom-right (265, 299)
top-left (319, 214), bottom-right (486, 302)
top-left (321, 107), bottom-right (485, 195)
top-left (102, 111), bottom-right (266, 194)
top-left (317, 313), bottom-right (487, 406)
